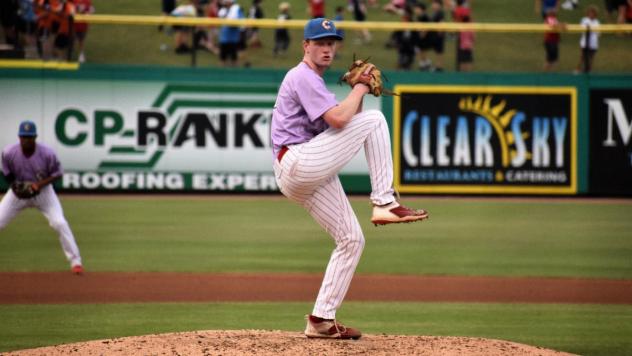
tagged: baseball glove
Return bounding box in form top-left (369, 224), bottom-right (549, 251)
top-left (11, 181), bottom-right (39, 199)
top-left (340, 57), bottom-right (384, 97)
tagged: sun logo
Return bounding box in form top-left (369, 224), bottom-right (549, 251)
top-left (321, 20), bottom-right (332, 30)
top-left (459, 95), bottom-right (530, 170)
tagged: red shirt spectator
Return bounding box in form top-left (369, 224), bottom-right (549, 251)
top-left (544, 12), bottom-right (561, 43)
top-left (308, 0), bottom-right (325, 18)
top-left (459, 30), bottom-right (474, 50)
top-left (53, 0), bottom-right (74, 35)
top-left (73, 0), bottom-right (94, 33)
top-left (453, 6), bottom-right (470, 21)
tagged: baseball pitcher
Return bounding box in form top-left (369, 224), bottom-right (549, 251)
top-left (271, 18), bottom-right (429, 340)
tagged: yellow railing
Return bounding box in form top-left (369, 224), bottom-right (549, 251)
top-left (0, 59), bottom-right (79, 70)
top-left (74, 14), bottom-right (632, 34)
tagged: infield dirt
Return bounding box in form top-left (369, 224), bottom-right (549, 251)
top-left (1, 272), bottom-right (631, 304)
top-left (6, 330), bottom-right (577, 356)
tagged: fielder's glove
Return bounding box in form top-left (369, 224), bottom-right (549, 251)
top-left (11, 181), bottom-right (39, 199)
top-left (340, 58), bottom-right (384, 97)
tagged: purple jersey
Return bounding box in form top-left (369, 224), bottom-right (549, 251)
top-left (271, 62), bottom-right (338, 157)
top-left (2, 143), bottom-right (63, 182)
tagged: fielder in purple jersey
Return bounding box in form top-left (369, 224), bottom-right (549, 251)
top-left (0, 121), bottom-right (84, 275)
top-left (271, 18), bottom-right (429, 340)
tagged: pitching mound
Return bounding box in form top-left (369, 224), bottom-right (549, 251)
top-left (8, 330), bottom-right (575, 356)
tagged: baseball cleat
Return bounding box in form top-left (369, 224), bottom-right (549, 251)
top-left (371, 201), bottom-right (429, 226)
top-left (71, 265), bottom-right (84, 275)
top-left (304, 314), bottom-right (362, 340)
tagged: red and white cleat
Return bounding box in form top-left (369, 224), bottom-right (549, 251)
top-left (304, 315), bottom-right (362, 340)
top-left (371, 201), bottom-right (429, 226)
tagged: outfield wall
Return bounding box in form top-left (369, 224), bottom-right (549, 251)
top-left (0, 65), bottom-right (630, 196)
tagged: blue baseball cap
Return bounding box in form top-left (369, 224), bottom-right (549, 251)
top-left (304, 18), bottom-right (343, 41)
top-left (18, 120), bottom-right (37, 137)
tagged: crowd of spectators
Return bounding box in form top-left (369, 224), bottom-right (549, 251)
top-left (161, 0), bottom-right (263, 66)
top-left (0, 0), bottom-right (93, 61)
top-left (1, 0), bottom-right (630, 70)
top-left (384, 0), bottom-right (629, 73)
top-left (388, 0), bottom-right (470, 72)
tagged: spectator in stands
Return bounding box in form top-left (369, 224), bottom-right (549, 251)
top-left (543, 8), bottom-right (565, 71)
top-left (383, 0), bottom-right (406, 16)
top-left (17, 0), bottom-right (38, 54)
top-left (307, 0), bottom-right (325, 18)
top-left (245, 0), bottom-right (263, 48)
top-left (201, 0), bottom-right (220, 54)
top-left (218, 0), bottom-right (244, 66)
top-left (73, 0), bottom-right (94, 63)
top-left (350, 0), bottom-right (371, 44)
top-left (392, 6), bottom-right (419, 70)
top-left (160, 0), bottom-right (176, 32)
top-left (1, 0), bottom-right (19, 47)
top-left (273, 2), bottom-right (291, 56)
top-left (603, 0), bottom-right (628, 23)
top-left (626, 0), bottom-right (632, 23)
top-left (561, 0), bottom-right (579, 10)
top-left (35, 0), bottom-right (54, 59)
top-left (535, 0), bottom-right (560, 19)
top-left (451, 0), bottom-right (471, 21)
top-left (191, 1), bottom-right (212, 52)
top-left (576, 5), bottom-right (600, 73)
top-left (52, 0), bottom-right (75, 61)
top-left (171, 0), bottom-right (197, 54)
top-left (456, 14), bottom-right (474, 71)
top-left (427, 0), bottom-right (446, 71)
top-left (413, 2), bottom-right (432, 71)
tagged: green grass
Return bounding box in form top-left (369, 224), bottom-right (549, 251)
top-left (0, 302), bottom-right (631, 355)
top-left (0, 196), bottom-right (631, 278)
top-left (79, 0), bottom-right (632, 72)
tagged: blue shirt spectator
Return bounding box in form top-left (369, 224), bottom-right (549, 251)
top-left (219, 0), bottom-right (244, 44)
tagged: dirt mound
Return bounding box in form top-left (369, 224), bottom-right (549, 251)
top-left (7, 330), bottom-right (575, 356)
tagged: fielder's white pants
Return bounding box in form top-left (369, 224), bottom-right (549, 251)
top-left (0, 185), bottom-right (82, 267)
top-left (273, 109), bottom-right (395, 319)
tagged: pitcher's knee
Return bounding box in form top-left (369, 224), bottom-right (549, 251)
top-left (356, 235), bottom-right (366, 251)
top-left (337, 233), bottom-right (365, 254)
top-left (364, 110), bottom-right (387, 127)
top-left (367, 109), bottom-right (384, 117)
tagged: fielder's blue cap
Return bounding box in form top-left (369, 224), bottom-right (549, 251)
top-left (304, 18), bottom-right (343, 40)
top-left (18, 120), bottom-right (37, 137)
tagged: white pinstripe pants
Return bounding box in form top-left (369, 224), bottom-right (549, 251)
top-left (273, 109), bottom-right (395, 319)
top-left (0, 185), bottom-right (82, 267)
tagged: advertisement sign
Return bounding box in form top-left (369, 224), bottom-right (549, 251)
top-left (589, 89), bottom-right (632, 195)
top-left (393, 86), bottom-right (577, 194)
top-left (0, 76), bottom-right (377, 192)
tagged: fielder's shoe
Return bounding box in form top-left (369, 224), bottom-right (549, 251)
top-left (371, 201), bottom-right (429, 226)
top-left (71, 265), bottom-right (84, 275)
top-left (304, 315), bottom-right (362, 340)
